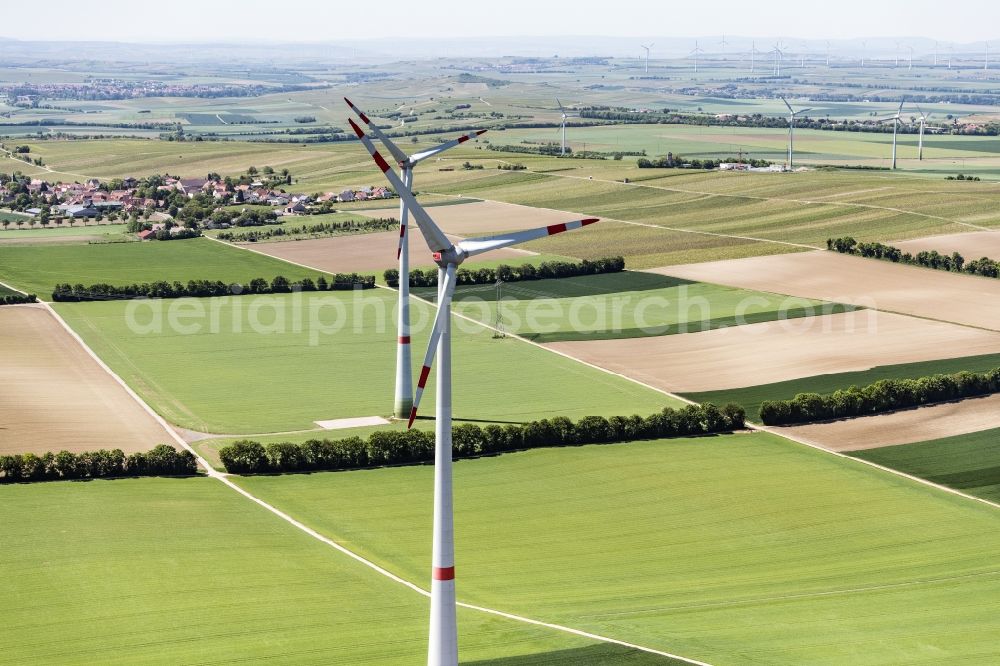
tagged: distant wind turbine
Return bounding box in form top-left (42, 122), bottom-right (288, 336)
top-left (641, 42), bottom-right (654, 74)
top-left (690, 40), bottom-right (705, 73)
top-left (908, 45), bottom-right (914, 71)
top-left (915, 104), bottom-right (932, 161)
top-left (750, 40), bottom-right (761, 73)
top-left (879, 98), bottom-right (907, 170)
top-left (781, 96), bottom-right (812, 170)
top-left (894, 41), bottom-right (901, 68)
top-left (933, 41), bottom-right (939, 67)
top-left (719, 34), bottom-right (729, 59)
top-left (556, 98), bottom-right (579, 156)
top-left (826, 40), bottom-right (832, 67)
top-left (772, 43), bottom-right (784, 76)
top-left (861, 40), bottom-right (867, 68)
top-left (986, 41), bottom-right (991, 71)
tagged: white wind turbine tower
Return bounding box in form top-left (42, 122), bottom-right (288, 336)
top-left (879, 98), bottom-right (907, 169)
top-left (986, 41), bottom-right (991, 71)
top-left (781, 96), bottom-right (812, 170)
top-left (690, 40), bottom-right (705, 73)
top-left (556, 98), bottom-right (579, 156)
top-left (641, 42), bottom-right (654, 73)
top-left (934, 41), bottom-right (939, 66)
top-left (826, 40), bottom-right (832, 67)
top-left (719, 34), bottom-right (729, 59)
top-left (750, 40), bottom-right (760, 73)
top-left (861, 40), bottom-right (867, 68)
top-left (908, 45), bottom-right (914, 71)
top-left (915, 104), bottom-right (932, 160)
top-left (349, 116), bottom-right (599, 666)
top-left (772, 43), bottom-right (784, 76)
top-left (344, 98), bottom-right (486, 419)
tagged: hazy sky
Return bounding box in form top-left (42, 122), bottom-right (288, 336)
top-left (4, 0), bottom-right (999, 43)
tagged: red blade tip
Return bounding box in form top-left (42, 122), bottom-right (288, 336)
top-left (407, 407), bottom-right (418, 429)
top-left (348, 118), bottom-right (364, 138)
top-left (475, 129), bottom-right (488, 136)
top-left (582, 218), bottom-right (599, 225)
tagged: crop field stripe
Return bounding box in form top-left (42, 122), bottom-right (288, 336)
top-left (218, 231), bottom-right (1000, 511)
top-left (37, 289), bottom-right (711, 665)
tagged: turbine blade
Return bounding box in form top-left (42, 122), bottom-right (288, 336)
top-left (794, 108), bottom-right (813, 115)
top-left (410, 129), bottom-right (488, 164)
top-left (457, 218), bottom-right (600, 258)
top-left (407, 264), bottom-right (458, 428)
top-left (556, 98), bottom-right (565, 112)
top-left (348, 118), bottom-right (452, 253)
top-left (780, 96), bottom-right (794, 113)
top-left (344, 97), bottom-right (409, 164)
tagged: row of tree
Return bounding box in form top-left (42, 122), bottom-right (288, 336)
top-left (0, 445), bottom-right (197, 483)
top-left (218, 403), bottom-right (746, 474)
top-left (637, 154), bottom-right (773, 170)
top-left (827, 237), bottom-right (1000, 278)
top-left (759, 368), bottom-right (1000, 425)
top-left (51, 273), bottom-right (376, 302)
top-left (0, 293), bottom-right (37, 305)
top-left (217, 217), bottom-right (397, 242)
top-left (385, 257), bottom-right (625, 288)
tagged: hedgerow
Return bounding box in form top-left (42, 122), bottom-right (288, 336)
top-left (0, 444), bottom-right (197, 483)
top-left (0, 293), bottom-right (37, 305)
top-left (218, 403), bottom-right (745, 475)
top-left (827, 236), bottom-right (1000, 278)
top-left (51, 273), bottom-right (375, 301)
top-left (384, 256), bottom-right (625, 288)
top-left (759, 368), bottom-right (1000, 426)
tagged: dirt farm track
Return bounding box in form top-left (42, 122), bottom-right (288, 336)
top-left (0, 305), bottom-right (174, 454)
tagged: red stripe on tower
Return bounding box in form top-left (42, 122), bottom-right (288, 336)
top-left (433, 566), bottom-right (455, 581)
top-left (417, 365), bottom-right (432, 388)
top-left (399, 336), bottom-right (411, 344)
top-left (546, 223), bottom-right (568, 235)
top-left (399, 225), bottom-right (406, 237)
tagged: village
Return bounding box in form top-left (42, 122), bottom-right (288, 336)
top-left (0, 170), bottom-right (393, 238)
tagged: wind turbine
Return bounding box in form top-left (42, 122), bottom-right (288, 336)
top-left (719, 34), bottom-right (729, 59)
top-left (750, 40), bottom-right (760, 73)
top-left (556, 98), bottom-right (579, 156)
top-left (934, 41), bottom-right (939, 67)
top-left (861, 40), bottom-right (867, 68)
top-left (781, 96), bottom-right (812, 170)
top-left (879, 98), bottom-right (907, 169)
top-left (690, 40), bottom-right (705, 73)
top-left (772, 43), bottom-right (784, 76)
top-left (826, 40), bottom-right (832, 67)
top-left (344, 98), bottom-right (486, 419)
top-left (986, 41), bottom-right (991, 71)
top-left (894, 41), bottom-right (901, 68)
top-left (349, 116), bottom-right (599, 666)
top-left (908, 45), bottom-right (914, 71)
top-left (640, 42), bottom-right (654, 73)
top-left (915, 104), bottom-right (932, 160)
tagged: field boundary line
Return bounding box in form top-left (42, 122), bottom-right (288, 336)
top-left (38, 293), bottom-right (712, 665)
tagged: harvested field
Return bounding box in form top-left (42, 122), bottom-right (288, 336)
top-left (777, 394), bottom-right (1000, 452)
top-left (654, 250), bottom-right (1000, 331)
top-left (0, 305), bottom-right (173, 454)
top-left (359, 199), bottom-right (583, 235)
top-left (894, 230), bottom-right (1000, 259)
top-left (546, 310), bottom-right (1000, 393)
top-left (242, 229), bottom-right (529, 274)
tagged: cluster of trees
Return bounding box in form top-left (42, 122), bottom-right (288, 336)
top-left (0, 293), bottom-right (37, 305)
top-left (827, 237), bottom-right (1000, 278)
top-left (219, 403), bottom-right (746, 475)
top-left (946, 174), bottom-right (982, 181)
top-left (638, 154), bottom-right (771, 170)
top-left (51, 273), bottom-right (375, 302)
top-left (385, 257), bottom-right (625, 288)
top-left (497, 163), bottom-right (527, 171)
top-left (217, 217), bottom-right (396, 242)
top-left (0, 445), bottom-right (197, 483)
top-left (759, 368), bottom-right (1000, 426)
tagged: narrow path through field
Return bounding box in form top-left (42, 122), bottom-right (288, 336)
top-left (36, 293), bottom-right (710, 665)
top-left (214, 113), bottom-right (229, 125)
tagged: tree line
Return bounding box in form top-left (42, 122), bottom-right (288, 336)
top-left (828, 237), bottom-right (1000, 278)
top-left (385, 257), bottom-right (625, 288)
top-left (219, 403), bottom-right (746, 475)
top-left (0, 293), bottom-right (37, 305)
top-left (759, 368), bottom-right (1000, 426)
top-left (217, 217), bottom-right (396, 242)
top-left (52, 273), bottom-right (376, 302)
top-left (638, 154), bottom-right (773, 170)
top-left (0, 445), bottom-right (197, 483)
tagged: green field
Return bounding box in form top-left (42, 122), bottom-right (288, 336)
top-left (55, 289), bottom-right (676, 434)
top-left (684, 352), bottom-right (1000, 420)
top-left (852, 428), bottom-right (1000, 504)
top-left (0, 223), bottom-right (128, 239)
top-left (415, 271), bottom-right (854, 342)
top-left (0, 238), bottom-right (328, 296)
top-left (235, 431), bottom-right (1000, 665)
top-left (0, 477), bottom-right (673, 664)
